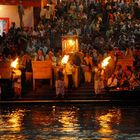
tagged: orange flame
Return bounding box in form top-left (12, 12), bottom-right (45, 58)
top-left (101, 56), bottom-right (111, 69)
top-left (11, 58), bottom-right (19, 69)
top-left (61, 55), bottom-right (69, 65)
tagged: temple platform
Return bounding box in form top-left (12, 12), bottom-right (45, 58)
top-left (0, 80), bottom-right (140, 105)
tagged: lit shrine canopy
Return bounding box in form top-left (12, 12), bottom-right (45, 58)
top-left (0, 0), bottom-right (42, 7)
top-left (62, 35), bottom-right (79, 54)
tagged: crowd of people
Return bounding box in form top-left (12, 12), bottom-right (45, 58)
top-left (0, 0), bottom-right (140, 96)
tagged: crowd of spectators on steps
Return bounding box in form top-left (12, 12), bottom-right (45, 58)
top-left (0, 0), bottom-right (140, 93)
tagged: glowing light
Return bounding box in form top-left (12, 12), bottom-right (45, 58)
top-left (101, 56), bottom-right (111, 69)
top-left (8, 109), bottom-right (25, 131)
top-left (61, 55), bottom-right (69, 65)
top-left (68, 39), bottom-right (75, 46)
top-left (58, 111), bottom-right (78, 132)
top-left (11, 58), bottom-right (19, 69)
top-left (96, 109), bottom-right (121, 135)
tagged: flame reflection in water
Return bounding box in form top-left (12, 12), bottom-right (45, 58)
top-left (96, 108), bottom-right (121, 137)
top-left (0, 105), bottom-right (140, 140)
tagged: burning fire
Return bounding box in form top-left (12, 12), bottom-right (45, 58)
top-left (101, 56), bottom-right (111, 69)
top-left (61, 55), bottom-right (69, 65)
top-left (11, 58), bottom-right (19, 69)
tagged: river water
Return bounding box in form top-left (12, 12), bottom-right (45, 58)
top-left (0, 104), bottom-right (140, 140)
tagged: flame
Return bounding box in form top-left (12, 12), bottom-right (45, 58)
top-left (101, 56), bottom-right (111, 69)
top-left (11, 58), bottom-right (19, 69)
top-left (61, 55), bottom-right (69, 65)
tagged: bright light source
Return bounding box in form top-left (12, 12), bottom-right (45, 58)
top-left (11, 58), bottom-right (19, 69)
top-left (101, 56), bottom-right (111, 69)
top-left (61, 55), bottom-right (69, 65)
top-left (68, 39), bottom-right (75, 46)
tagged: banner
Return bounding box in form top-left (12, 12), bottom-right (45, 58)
top-left (0, 0), bottom-right (41, 7)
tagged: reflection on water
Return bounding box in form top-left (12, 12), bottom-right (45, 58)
top-left (0, 104), bottom-right (140, 140)
top-left (96, 108), bottom-right (121, 138)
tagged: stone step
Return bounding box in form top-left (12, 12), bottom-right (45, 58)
top-left (21, 82), bottom-right (95, 99)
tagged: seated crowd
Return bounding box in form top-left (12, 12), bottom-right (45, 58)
top-left (0, 0), bottom-right (140, 94)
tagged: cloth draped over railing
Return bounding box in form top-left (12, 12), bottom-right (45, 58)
top-left (32, 60), bottom-right (52, 90)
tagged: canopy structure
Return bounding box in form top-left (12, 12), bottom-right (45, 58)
top-left (0, 0), bottom-right (42, 7)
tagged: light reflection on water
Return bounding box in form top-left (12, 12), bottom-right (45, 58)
top-left (0, 104), bottom-right (140, 140)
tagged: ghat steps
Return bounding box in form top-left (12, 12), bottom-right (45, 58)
top-left (22, 82), bottom-right (95, 100)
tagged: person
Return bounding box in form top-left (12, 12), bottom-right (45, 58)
top-left (120, 72), bottom-right (130, 90)
top-left (0, 80), bottom-right (1, 100)
top-left (46, 51), bottom-right (56, 62)
top-left (35, 50), bottom-right (45, 61)
top-left (55, 67), bottom-right (65, 97)
top-left (106, 74), bottom-right (118, 90)
top-left (115, 64), bottom-right (123, 88)
top-left (94, 64), bottom-right (104, 94)
top-left (83, 53), bottom-right (93, 83)
top-left (22, 52), bottom-right (32, 84)
top-left (129, 72), bottom-right (140, 90)
top-left (40, 6), bottom-right (51, 25)
top-left (65, 59), bottom-right (75, 89)
top-left (126, 66), bottom-right (139, 90)
top-left (12, 69), bottom-right (22, 98)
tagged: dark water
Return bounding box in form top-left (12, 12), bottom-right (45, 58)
top-left (0, 104), bottom-right (140, 140)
